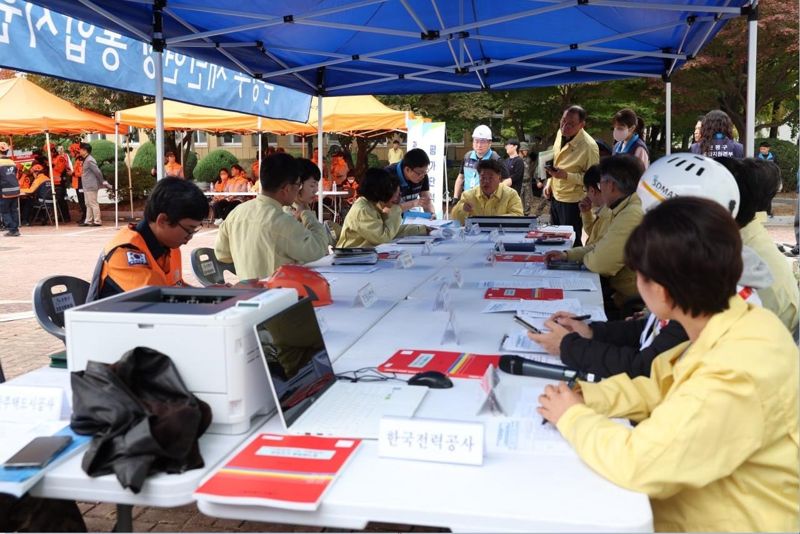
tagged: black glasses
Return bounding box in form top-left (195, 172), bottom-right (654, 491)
top-left (177, 221), bottom-right (202, 236)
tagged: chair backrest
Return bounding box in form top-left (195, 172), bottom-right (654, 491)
top-left (191, 247), bottom-right (236, 287)
top-left (32, 275), bottom-right (91, 344)
top-left (35, 180), bottom-right (52, 202)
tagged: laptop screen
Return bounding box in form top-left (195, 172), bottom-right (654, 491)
top-left (254, 298), bottom-right (336, 427)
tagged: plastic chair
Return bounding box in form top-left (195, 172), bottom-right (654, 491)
top-left (32, 275), bottom-right (91, 344)
top-left (30, 181), bottom-right (55, 225)
top-left (191, 247), bottom-right (236, 286)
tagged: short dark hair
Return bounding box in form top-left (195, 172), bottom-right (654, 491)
top-left (759, 141), bottom-right (771, 148)
top-left (583, 164), bottom-right (602, 191)
top-left (714, 157), bottom-right (754, 227)
top-left (401, 148), bottom-right (430, 171)
top-left (598, 154), bottom-right (643, 195)
top-left (505, 138), bottom-right (520, 147)
top-left (231, 164), bottom-right (245, 174)
top-left (612, 109), bottom-right (637, 129)
top-left (296, 157), bottom-right (321, 182)
top-left (260, 153), bottom-right (300, 192)
top-left (218, 167), bottom-right (229, 176)
top-left (80, 142), bottom-right (92, 154)
top-left (565, 105), bottom-right (586, 122)
top-left (392, 139), bottom-right (400, 145)
top-left (625, 197), bottom-right (742, 318)
top-left (752, 159), bottom-right (782, 212)
top-left (165, 151), bottom-right (175, 158)
top-left (476, 158), bottom-right (504, 175)
top-left (359, 167), bottom-right (399, 203)
top-left (144, 178), bottom-right (208, 223)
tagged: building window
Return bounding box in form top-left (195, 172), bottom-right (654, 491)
top-left (221, 133), bottom-right (241, 145)
top-left (251, 133), bottom-right (277, 146)
top-left (193, 131), bottom-right (208, 146)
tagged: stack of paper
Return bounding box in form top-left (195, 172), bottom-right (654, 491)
top-left (332, 248), bottom-right (378, 265)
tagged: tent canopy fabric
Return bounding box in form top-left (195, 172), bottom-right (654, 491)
top-left (115, 100), bottom-right (315, 135)
top-left (116, 96), bottom-right (415, 137)
top-left (0, 77), bottom-right (116, 134)
top-left (28, 1), bottom-right (750, 97)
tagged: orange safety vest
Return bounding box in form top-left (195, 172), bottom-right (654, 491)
top-left (71, 158), bottom-right (83, 189)
top-left (88, 225), bottom-right (183, 301)
top-left (51, 154), bottom-right (69, 186)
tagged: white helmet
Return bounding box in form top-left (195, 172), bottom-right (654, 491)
top-left (637, 153), bottom-right (739, 218)
top-left (472, 125), bottom-right (492, 140)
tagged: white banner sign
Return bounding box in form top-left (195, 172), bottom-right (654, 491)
top-left (406, 119), bottom-right (446, 219)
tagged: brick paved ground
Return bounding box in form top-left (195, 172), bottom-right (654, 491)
top-left (1, 204), bottom-right (796, 532)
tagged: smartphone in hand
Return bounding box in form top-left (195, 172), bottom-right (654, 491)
top-left (514, 314), bottom-right (542, 334)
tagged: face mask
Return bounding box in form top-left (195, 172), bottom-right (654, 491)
top-left (613, 128), bottom-right (629, 143)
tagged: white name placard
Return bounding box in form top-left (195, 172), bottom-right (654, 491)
top-left (396, 250), bottom-right (415, 269)
top-left (488, 229), bottom-right (500, 243)
top-left (354, 282), bottom-right (377, 308)
top-left (451, 268), bottom-right (463, 289)
top-left (0, 385), bottom-right (63, 422)
top-left (378, 416), bottom-right (484, 466)
top-left (422, 241), bottom-right (433, 256)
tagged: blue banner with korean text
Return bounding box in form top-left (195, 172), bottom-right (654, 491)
top-left (0, 0), bottom-right (311, 123)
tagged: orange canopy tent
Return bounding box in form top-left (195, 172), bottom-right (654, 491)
top-left (115, 99), bottom-right (315, 135)
top-left (305, 95), bottom-right (416, 137)
top-left (0, 77), bottom-right (115, 135)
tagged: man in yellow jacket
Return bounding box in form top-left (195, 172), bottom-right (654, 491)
top-left (546, 155), bottom-right (643, 314)
top-left (543, 106), bottom-right (599, 246)
top-left (216, 153), bottom-right (329, 280)
top-left (539, 197), bottom-right (799, 533)
top-left (578, 164), bottom-right (611, 247)
top-left (450, 159), bottom-right (523, 224)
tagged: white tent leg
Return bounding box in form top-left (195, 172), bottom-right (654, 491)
top-left (45, 131), bottom-right (59, 229)
top-left (745, 10), bottom-right (758, 157)
top-left (317, 97), bottom-right (324, 222)
top-left (155, 49), bottom-right (165, 179)
top-left (665, 80), bottom-right (672, 155)
top-left (114, 122), bottom-right (119, 229)
top-left (126, 134), bottom-right (133, 219)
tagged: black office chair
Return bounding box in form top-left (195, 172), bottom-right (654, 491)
top-left (32, 275), bottom-right (91, 344)
top-left (190, 247), bottom-right (236, 286)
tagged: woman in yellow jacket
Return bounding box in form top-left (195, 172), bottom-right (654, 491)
top-left (538, 197), bottom-right (799, 533)
top-left (337, 167), bottom-right (428, 248)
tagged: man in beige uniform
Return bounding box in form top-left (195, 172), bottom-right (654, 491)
top-left (215, 153), bottom-right (329, 280)
top-left (543, 105), bottom-right (599, 246)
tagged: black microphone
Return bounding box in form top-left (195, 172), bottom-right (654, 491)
top-left (499, 355), bottom-right (597, 382)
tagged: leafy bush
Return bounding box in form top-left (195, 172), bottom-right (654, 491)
top-left (90, 139), bottom-right (124, 165)
top-left (98, 164), bottom-right (155, 201)
top-left (99, 161), bottom-right (127, 184)
top-left (193, 149), bottom-right (239, 183)
top-left (756, 138), bottom-right (798, 192)
top-left (131, 140), bottom-right (157, 171)
top-left (183, 151), bottom-right (198, 180)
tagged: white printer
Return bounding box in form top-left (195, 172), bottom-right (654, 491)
top-left (65, 286), bottom-right (298, 434)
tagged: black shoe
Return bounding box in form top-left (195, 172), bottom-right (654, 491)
top-left (4, 230), bottom-right (20, 237)
top-left (90, 223), bottom-right (102, 227)
top-left (78, 222), bottom-right (89, 227)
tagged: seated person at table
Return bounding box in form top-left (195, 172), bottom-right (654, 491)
top-left (450, 159), bottom-right (523, 224)
top-left (336, 167), bottom-right (429, 248)
top-left (215, 153), bottom-right (329, 280)
top-left (715, 157), bottom-right (799, 336)
top-left (538, 197), bottom-right (799, 533)
top-left (545, 155), bottom-right (644, 315)
top-left (285, 158), bottom-right (325, 221)
top-left (87, 178), bottom-right (208, 301)
top-left (211, 167), bottom-right (232, 222)
top-left (579, 165), bottom-right (611, 248)
top-left (19, 163), bottom-right (51, 225)
top-left (384, 148), bottom-right (435, 215)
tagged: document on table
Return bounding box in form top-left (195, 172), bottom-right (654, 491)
top-left (482, 298), bottom-right (582, 316)
top-left (500, 332), bottom-right (564, 361)
top-left (478, 279), bottom-right (597, 291)
top-left (314, 265), bottom-right (379, 274)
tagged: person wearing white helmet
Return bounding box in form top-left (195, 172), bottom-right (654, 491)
top-left (452, 124), bottom-right (509, 202)
top-left (638, 153), bottom-right (796, 336)
top-left (543, 106), bottom-right (599, 246)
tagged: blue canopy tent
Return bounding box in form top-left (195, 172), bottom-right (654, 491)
top-left (29, 0), bottom-right (758, 217)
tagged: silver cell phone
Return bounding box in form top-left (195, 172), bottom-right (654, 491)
top-left (3, 435), bottom-right (72, 469)
top-left (514, 314), bottom-right (542, 334)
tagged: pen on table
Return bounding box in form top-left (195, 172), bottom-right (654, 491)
top-left (554, 314), bottom-right (591, 325)
top-left (541, 376), bottom-right (578, 425)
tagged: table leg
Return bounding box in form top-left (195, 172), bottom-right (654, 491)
top-left (113, 504), bottom-right (133, 532)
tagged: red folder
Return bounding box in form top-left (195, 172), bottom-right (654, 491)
top-left (484, 287), bottom-right (564, 300)
top-left (378, 349), bottom-right (500, 379)
top-left (194, 433), bottom-right (361, 511)
top-left (493, 253), bottom-right (546, 263)
top-left (377, 251), bottom-right (401, 260)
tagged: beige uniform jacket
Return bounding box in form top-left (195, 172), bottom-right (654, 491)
top-left (550, 128), bottom-right (599, 203)
top-left (336, 197), bottom-right (426, 248)
top-left (581, 206), bottom-right (611, 248)
top-left (450, 184), bottom-right (524, 224)
top-left (215, 195), bottom-right (329, 280)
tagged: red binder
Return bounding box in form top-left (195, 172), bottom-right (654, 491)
top-left (377, 349), bottom-right (500, 379)
top-left (493, 253), bottom-right (546, 263)
top-left (484, 287), bottom-right (564, 300)
top-left (194, 433), bottom-right (361, 511)
top-left (525, 230), bottom-right (573, 239)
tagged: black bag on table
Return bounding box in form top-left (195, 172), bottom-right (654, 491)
top-left (70, 347), bottom-right (212, 493)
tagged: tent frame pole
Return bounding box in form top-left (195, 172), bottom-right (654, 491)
top-left (114, 122), bottom-right (119, 228)
top-left (45, 131), bottom-right (59, 229)
top-left (665, 79), bottom-right (672, 155)
top-left (153, 5), bottom-right (166, 180)
top-left (126, 133), bottom-right (134, 219)
top-left (317, 97), bottom-right (324, 222)
top-left (745, 4), bottom-right (758, 157)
